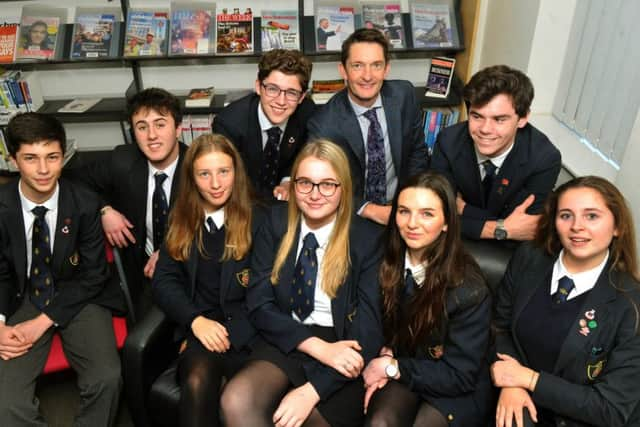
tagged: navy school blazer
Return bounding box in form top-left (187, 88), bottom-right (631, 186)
top-left (494, 243), bottom-right (640, 427)
top-left (247, 203), bottom-right (385, 399)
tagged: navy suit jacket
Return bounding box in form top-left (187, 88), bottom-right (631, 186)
top-left (212, 93), bottom-right (316, 199)
top-left (247, 204), bottom-right (384, 399)
top-left (65, 143), bottom-right (188, 292)
top-left (308, 80), bottom-right (428, 208)
top-left (396, 267), bottom-right (493, 426)
top-left (431, 122), bottom-right (561, 239)
top-left (0, 179), bottom-right (124, 327)
top-left (152, 208), bottom-right (266, 350)
top-left (494, 243), bottom-right (640, 427)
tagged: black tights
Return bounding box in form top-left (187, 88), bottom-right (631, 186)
top-left (364, 381), bottom-right (448, 427)
top-left (221, 360), bottom-right (329, 427)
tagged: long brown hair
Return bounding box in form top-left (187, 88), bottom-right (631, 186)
top-left (271, 140), bottom-right (353, 298)
top-left (535, 175), bottom-right (640, 281)
top-left (380, 172), bottom-right (483, 351)
top-left (165, 134), bottom-right (253, 261)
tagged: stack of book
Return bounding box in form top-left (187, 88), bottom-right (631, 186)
top-left (0, 70), bottom-right (43, 121)
top-left (311, 79), bottom-right (345, 104)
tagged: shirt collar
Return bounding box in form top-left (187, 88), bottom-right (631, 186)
top-left (148, 153), bottom-right (179, 179)
top-left (474, 141), bottom-right (514, 169)
top-left (552, 249), bottom-right (610, 295)
top-left (348, 93), bottom-right (383, 117)
top-left (404, 253), bottom-right (426, 286)
top-left (204, 207), bottom-right (225, 231)
top-left (19, 180), bottom-right (59, 215)
top-left (258, 102), bottom-right (287, 133)
top-left (300, 217), bottom-right (335, 250)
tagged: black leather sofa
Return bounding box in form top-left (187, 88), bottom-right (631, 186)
top-left (122, 238), bottom-right (515, 427)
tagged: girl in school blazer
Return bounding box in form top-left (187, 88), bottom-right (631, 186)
top-left (221, 140), bottom-right (385, 427)
top-left (152, 134), bottom-right (261, 427)
top-left (362, 172), bottom-right (493, 427)
top-left (492, 176), bottom-right (640, 427)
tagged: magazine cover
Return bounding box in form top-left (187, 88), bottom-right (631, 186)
top-left (170, 8), bottom-right (215, 55)
top-left (425, 56), bottom-right (455, 97)
top-left (410, 2), bottom-right (458, 48)
top-left (315, 5), bottom-right (355, 51)
top-left (16, 16), bottom-right (59, 60)
top-left (216, 9), bottom-right (253, 54)
top-left (261, 10), bottom-right (298, 51)
top-left (124, 10), bottom-right (168, 57)
top-left (71, 13), bottom-right (116, 58)
top-left (362, 3), bottom-right (404, 48)
top-left (0, 20), bottom-right (19, 64)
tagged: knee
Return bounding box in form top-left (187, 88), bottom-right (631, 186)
top-left (220, 379), bottom-right (257, 421)
top-left (182, 369), bottom-right (218, 398)
top-left (81, 363), bottom-right (122, 397)
top-left (366, 411), bottom-right (401, 427)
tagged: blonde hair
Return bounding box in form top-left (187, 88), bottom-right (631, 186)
top-left (271, 140), bottom-right (353, 298)
top-left (165, 134), bottom-right (253, 261)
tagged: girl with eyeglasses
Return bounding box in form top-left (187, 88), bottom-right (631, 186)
top-left (492, 176), bottom-right (640, 427)
top-left (362, 172), bottom-right (492, 426)
top-left (221, 140), bottom-right (384, 427)
top-left (152, 134), bottom-right (263, 427)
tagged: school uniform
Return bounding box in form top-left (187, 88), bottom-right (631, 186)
top-left (247, 203), bottom-right (385, 426)
top-left (494, 242), bottom-right (640, 427)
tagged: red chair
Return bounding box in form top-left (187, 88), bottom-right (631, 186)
top-left (42, 243), bottom-right (132, 374)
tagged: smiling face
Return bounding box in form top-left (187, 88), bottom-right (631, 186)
top-left (194, 151), bottom-right (235, 212)
top-left (339, 41), bottom-right (390, 108)
top-left (395, 187), bottom-right (447, 264)
top-left (255, 70), bottom-right (304, 126)
top-left (467, 93), bottom-right (529, 158)
top-left (294, 156), bottom-right (342, 229)
top-left (556, 187), bottom-right (618, 273)
top-left (132, 107), bottom-right (181, 170)
top-left (11, 140), bottom-right (63, 204)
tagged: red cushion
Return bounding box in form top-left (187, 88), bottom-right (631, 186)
top-left (42, 316), bottom-right (127, 374)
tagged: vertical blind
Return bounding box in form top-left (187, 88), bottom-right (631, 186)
top-left (552, 0), bottom-right (640, 165)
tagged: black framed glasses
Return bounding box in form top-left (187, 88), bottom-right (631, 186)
top-left (261, 83), bottom-right (303, 102)
top-left (294, 179), bottom-right (340, 197)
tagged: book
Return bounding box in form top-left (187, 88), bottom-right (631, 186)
top-left (0, 20), bottom-right (19, 64)
top-left (424, 56), bottom-right (455, 98)
top-left (16, 15), bottom-right (60, 60)
top-left (124, 10), bottom-right (168, 57)
top-left (170, 6), bottom-right (216, 55)
top-left (185, 87), bottom-right (215, 107)
top-left (362, 3), bottom-right (405, 49)
top-left (58, 98), bottom-right (102, 113)
top-left (71, 13), bottom-right (118, 59)
top-left (260, 10), bottom-right (299, 51)
top-left (410, 2), bottom-right (459, 48)
top-left (216, 10), bottom-right (253, 54)
top-left (311, 78), bottom-right (345, 104)
top-left (315, 5), bottom-right (355, 52)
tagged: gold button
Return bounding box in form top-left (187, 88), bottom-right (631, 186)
top-left (447, 414), bottom-right (454, 421)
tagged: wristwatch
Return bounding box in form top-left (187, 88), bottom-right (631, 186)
top-left (494, 219), bottom-right (508, 240)
top-left (385, 358), bottom-right (399, 379)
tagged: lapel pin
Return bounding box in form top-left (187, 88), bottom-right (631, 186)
top-left (579, 326), bottom-right (590, 336)
top-left (288, 137), bottom-right (295, 145)
top-left (591, 346), bottom-right (603, 356)
top-left (61, 226), bottom-right (70, 234)
top-left (585, 309), bottom-right (596, 320)
top-left (64, 218), bottom-right (71, 225)
top-left (501, 178), bottom-right (509, 186)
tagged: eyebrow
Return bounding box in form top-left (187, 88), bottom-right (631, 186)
top-left (135, 117), bottom-right (167, 125)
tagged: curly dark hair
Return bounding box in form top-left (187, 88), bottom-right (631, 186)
top-left (463, 65), bottom-right (534, 117)
top-left (257, 49), bottom-right (313, 92)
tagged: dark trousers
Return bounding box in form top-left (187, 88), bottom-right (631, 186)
top-left (0, 300), bottom-right (122, 427)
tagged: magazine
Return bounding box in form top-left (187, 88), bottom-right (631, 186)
top-left (58, 97), bottom-right (102, 113)
top-left (16, 16), bottom-right (60, 60)
top-left (170, 8), bottom-right (215, 55)
top-left (410, 2), bottom-right (458, 48)
top-left (124, 10), bottom-right (168, 57)
top-left (315, 5), bottom-right (355, 52)
top-left (311, 78), bottom-right (345, 104)
top-left (261, 10), bottom-right (299, 51)
top-left (216, 10), bottom-right (253, 54)
top-left (424, 56), bottom-right (455, 98)
top-left (71, 13), bottom-right (117, 59)
top-left (0, 20), bottom-right (19, 64)
top-left (362, 3), bottom-right (405, 49)
top-left (185, 87), bottom-right (215, 107)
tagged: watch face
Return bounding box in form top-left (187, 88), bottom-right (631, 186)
top-left (495, 228), bottom-right (508, 240)
top-left (385, 363), bottom-right (398, 378)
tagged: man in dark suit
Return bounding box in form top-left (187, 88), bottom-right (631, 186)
top-left (308, 28), bottom-right (428, 225)
top-left (213, 49), bottom-right (315, 201)
top-left (66, 88), bottom-right (187, 318)
top-left (431, 65), bottom-right (561, 241)
top-left (0, 113), bottom-right (124, 426)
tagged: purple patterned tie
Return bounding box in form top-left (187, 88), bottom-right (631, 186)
top-left (363, 109), bottom-right (387, 204)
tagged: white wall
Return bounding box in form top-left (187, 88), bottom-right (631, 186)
top-left (474, 0), bottom-right (640, 247)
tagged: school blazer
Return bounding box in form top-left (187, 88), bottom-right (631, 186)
top-left (396, 268), bottom-right (493, 426)
top-left (212, 93), bottom-right (316, 198)
top-left (494, 243), bottom-right (640, 427)
top-left (152, 208), bottom-right (266, 350)
top-left (0, 179), bottom-right (124, 327)
top-left (307, 80), bottom-right (428, 208)
top-left (431, 122), bottom-right (561, 239)
top-left (247, 203), bottom-right (385, 399)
